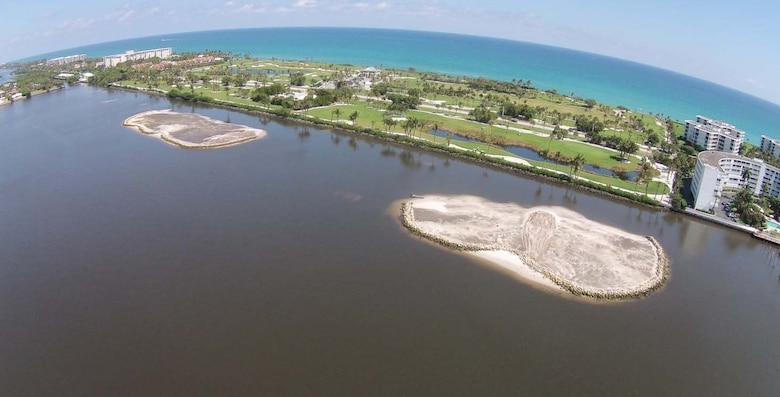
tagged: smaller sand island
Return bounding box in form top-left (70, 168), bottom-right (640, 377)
top-left (400, 195), bottom-right (669, 300)
top-left (123, 109), bottom-right (267, 149)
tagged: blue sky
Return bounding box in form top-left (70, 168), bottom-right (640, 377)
top-left (3, 0), bottom-right (779, 104)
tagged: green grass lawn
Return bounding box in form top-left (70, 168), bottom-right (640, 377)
top-left (499, 131), bottom-right (638, 170)
top-left (306, 104), bottom-right (386, 127)
top-left (305, 103), bottom-right (638, 171)
top-left (601, 128), bottom-right (647, 144)
top-left (114, 63), bottom-right (676, 197)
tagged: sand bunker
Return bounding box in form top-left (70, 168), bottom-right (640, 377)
top-left (400, 195), bottom-right (668, 300)
top-left (123, 110), bottom-right (267, 148)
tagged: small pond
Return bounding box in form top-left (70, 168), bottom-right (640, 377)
top-left (429, 128), bottom-right (639, 181)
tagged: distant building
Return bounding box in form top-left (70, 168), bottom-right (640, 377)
top-left (759, 135), bottom-right (780, 160)
top-left (683, 115), bottom-right (744, 154)
top-left (358, 67), bottom-right (381, 79)
top-left (691, 151), bottom-right (780, 210)
top-left (46, 54), bottom-right (86, 66)
top-left (103, 48), bottom-right (173, 67)
top-left (289, 87), bottom-right (308, 101)
top-left (78, 72), bottom-right (94, 83)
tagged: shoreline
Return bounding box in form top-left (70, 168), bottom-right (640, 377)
top-left (116, 83), bottom-right (775, 245)
top-left (399, 197), bottom-right (670, 301)
top-left (9, 83), bottom-right (772, 247)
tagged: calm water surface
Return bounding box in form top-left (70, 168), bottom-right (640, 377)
top-left (1, 86), bottom-right (779, 396)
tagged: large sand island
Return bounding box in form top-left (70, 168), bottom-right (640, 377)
top-left (123, 109), bottom-right (267, 148)
top-left (400, 195), bottom-right (669, 300)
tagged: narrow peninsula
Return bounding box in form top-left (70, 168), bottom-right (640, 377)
top-left (400, 195), bottom-right (669, 300)
top-left (123, 109), bottom-right (267, 148)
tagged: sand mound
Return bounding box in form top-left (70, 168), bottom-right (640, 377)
top-left (400, 195), bottom-right (668, 300)
top-left (519, 211), bottom-right (557, 260)
top-left (123, 109), bottom-right (267, 149)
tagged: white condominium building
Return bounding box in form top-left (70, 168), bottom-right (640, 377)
top-left (103, 48), bottom-right (173, 67)
top-left (759, 135), bottom-right (780, 160)
top-left (46, 54), bottom-right (86, 65)
top-left (691, 151), bottom-right (780, 211)
top-left (683, 115), bottom-right (745, 154)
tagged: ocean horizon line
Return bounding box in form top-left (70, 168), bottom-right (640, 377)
top-left (8, 27), bottom-right (780, 141)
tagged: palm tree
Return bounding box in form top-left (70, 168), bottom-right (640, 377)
top-left (569, 153), bottom-right (585, 179)
top-left (638, 158), bottom-right (659, 195)
top-left (333, 108), bottom-right (342, 121)
top-left (402, 117), bottom-right (419, 138)
top-left (742, 167), bottom-right (753, 189)
top-left (383, 116), bottom-right (396, 133)
top-left (349, 111), bottom-right (359, 125)
top-left (548, 124), bottom-right (565, 150)
top-left (416, 120), bottom-right (430, 139)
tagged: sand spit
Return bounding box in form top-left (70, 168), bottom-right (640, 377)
top-left (400, 195), bottom-right (669, 300)
top-left (123, 109), bottom-right (267, 149)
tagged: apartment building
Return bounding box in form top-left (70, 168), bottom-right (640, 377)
top-left (103, 48), bottom-right (173, 67)
top-left (691, 151), bottom-right (780, 210)
top-left (683, 115), bottom-right (744, 154)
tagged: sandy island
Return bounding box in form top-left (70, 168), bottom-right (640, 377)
top-left (399, 195), bottom-right (669, 300)
top-left (123, 109), bottom-right (267, 149)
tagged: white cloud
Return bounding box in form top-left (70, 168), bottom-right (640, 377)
top-left (59, 17), bottom-right (95, 30)
top-left (241, 3), bottom-right (267, 13)
top-left (396, 3), bottom-right (445, 17)
top-left (117, 9), bottom-right (136, 22)
top-left (293, 0), bottom-right (317, 8)
top-left (101, 5), bottom-right (137, 23)
top-left (354, 2), bottom-right (390, 11)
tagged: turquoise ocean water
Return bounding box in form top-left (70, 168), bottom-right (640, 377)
top-left (26, 27), bottom-right (780, 142)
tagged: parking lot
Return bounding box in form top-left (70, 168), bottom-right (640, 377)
top-left (715, 191), bottom-right (739, 222)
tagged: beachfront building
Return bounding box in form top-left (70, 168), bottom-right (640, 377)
top-left (103, 48), bottom-right (173, 67)
top-left (683, 116), bottom-right (745, 154)
top-left (759, 135), bottom-right (780, 160)
top-left (46, 54), bottom-right (86, 66)
top-left (691, 151), bottom-right (780, 210)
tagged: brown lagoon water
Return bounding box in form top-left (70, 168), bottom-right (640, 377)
top-left (1, 86), bottom-right (779, 396)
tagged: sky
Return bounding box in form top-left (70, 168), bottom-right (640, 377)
top-left (2, 0), bottom-right (779, 104)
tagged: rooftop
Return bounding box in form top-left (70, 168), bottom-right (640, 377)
top-left (698, 150), bottom-right (744, 171)
top-left (689, 115), bottom-right (745, 137)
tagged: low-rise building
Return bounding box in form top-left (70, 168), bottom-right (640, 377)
top-left (692, 151), bottom-right (780, 210)
top-left (78, 72), bottom-right (94, 83)
top-left (358, 67), bottom-right (381, 79)
top-left (683, 115), bottom-right (744, 154)
top-left (103, 48), bottom-right (173, 67)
